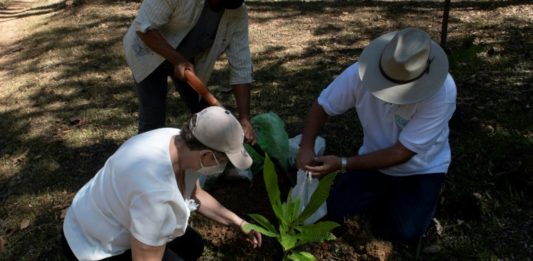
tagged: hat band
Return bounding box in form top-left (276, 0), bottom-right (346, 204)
top-left (379, 56), bottom-right (434, 84)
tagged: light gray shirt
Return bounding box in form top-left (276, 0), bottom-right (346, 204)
top-left (123, 0), bottom-right (253, 85)
top-left (177, 0), bottom-right (224, 61)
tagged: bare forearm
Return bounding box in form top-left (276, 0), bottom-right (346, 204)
top-left (346, 141), bottom-right (415, 171)
top-left (231, 83), bottom-right (256, 144)
top-left (301, 101), bottom-right (329, 150)
top-left (131, 236), bottom-right (165, 261)
top-left (195, 187), bottom-right (242, 227)
top-left (136, 29), bottom-right (186, 66)
top-left (307, 141), bottom-right (415, 176)
top-left (232, 83), bottom-right (251, 120)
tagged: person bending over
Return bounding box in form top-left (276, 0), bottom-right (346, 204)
top-left (123, 0), bottom-right (256, 145)
top-left (62, 106), bottom-right (261, 260)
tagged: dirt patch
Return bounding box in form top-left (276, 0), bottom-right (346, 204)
top-left (0, 0), bottom-right (65, 83)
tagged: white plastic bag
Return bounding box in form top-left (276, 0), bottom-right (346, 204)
top-left (288, 134), bottom-right (326, 167)
top-left (291, 169), bottom-right (327, 225)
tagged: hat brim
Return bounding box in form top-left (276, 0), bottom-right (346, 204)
top-left (226, 147), bottom-right (253, 170)
top-left (359, 31), bottom-right (449, 104)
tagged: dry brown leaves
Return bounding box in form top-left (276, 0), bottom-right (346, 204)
top-left (0, 236), bottom-right (5, 254)
top-left (19, 218), bottom-right (30, 230)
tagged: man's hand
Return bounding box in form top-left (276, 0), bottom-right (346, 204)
top-left (304, 155), bottom-right (341, 178)
top-left (296, 146), bottom-right (315, 170)
top-left (173, 60), bottom-right (194, 81)
top-left (239, 118), bottom-right (256, 145)
top-left (296, 101), bottom-right (329, 170)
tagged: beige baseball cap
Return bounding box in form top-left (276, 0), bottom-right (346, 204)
top-left (190, 106), bottom-right (252, 170)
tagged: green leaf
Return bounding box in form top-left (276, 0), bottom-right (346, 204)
top-left (264, 154), bottom-right (284, 221)
top-left (287, 196), bottom-right (301, 225)
top-left (295, 221), bottom-right (340, 235)
top-left (251, 112), bottom-right (290, 172)
top-left (248, 213), bottom-right (278, 233)
top-left (252, 156), bottom-right (340, 254)
top-left (287, 251), bottom-right (317, 261)
top-left (297, 172), bottom-right (337, 223)
top-left (243, 223), bottom-right (279, 238)
top-left (244, 143), bottom-right (264, 173)
top-left (280, 201), bottom-right (290, 229)
top-left (292, 221), bottom-right (340, 248)
top-left (279, 231), bottom-right (298, 251)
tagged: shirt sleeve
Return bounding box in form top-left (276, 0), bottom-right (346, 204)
top-left (226, 6), bottom-right (254, 85)
top-left (317, 63), bottom-right (360, 116)
top-left (134, 0), bottom-right (179, 33)
top-left (129, 190), bottom-right (188, 246)
top-left (399, 76), bottom-right (457, 154)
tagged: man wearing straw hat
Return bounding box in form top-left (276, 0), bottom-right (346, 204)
top-left (123, 0), bottom-right (256, 145)
top-left (296, 28), bottom-right (457, 243)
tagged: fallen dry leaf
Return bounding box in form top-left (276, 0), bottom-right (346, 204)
top-left (20, 218), bottom-right (30, 230)
top-left (12, 149), bottom-right (29, 164)
top-left (433, 218), bottom-right (444, 236)
top-left (61, 209), bottom-right (68, 219)
top-left (69, 117), bottom-right (82, 126)
top-left (0, 236), bottom-right (5, 254)
top-left (423, 244), bottom-right (442, 254)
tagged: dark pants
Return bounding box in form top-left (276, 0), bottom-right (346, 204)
top-left (61, 227), bottom-right (204, 261)
top-left (136, 61), bottom-right (209, 133)
top-left (326, 170), bottom-right (445, 244)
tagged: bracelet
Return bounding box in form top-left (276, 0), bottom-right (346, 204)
top-left (340, 157), bottom-right (347, 173)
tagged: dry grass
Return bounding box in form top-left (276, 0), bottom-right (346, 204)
top-left (0, 0), bottom-right (532, 260)
top-left (0, 0), bottom-right (10, 9)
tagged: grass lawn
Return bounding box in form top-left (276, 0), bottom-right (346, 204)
top-left (0, 0), bottom-right (531, 260)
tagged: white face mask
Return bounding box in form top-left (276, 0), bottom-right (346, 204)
top-left (182, 152), bottom-right (227, 199)
top-left (197, 152), bottom-right (227, 176)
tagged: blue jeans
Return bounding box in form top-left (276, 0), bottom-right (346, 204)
top-left (326, 170), bottom-right (445, 243)
top-left (135, 61), bottom-right (209, 133)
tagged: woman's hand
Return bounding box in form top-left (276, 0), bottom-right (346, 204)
top-left (239, 220), bottom-right (262, 248)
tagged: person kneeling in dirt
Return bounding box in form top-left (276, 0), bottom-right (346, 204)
top-left (61, 106), bottom-right (261, 260)
top-left (296, 28), bottom-right (457, 244)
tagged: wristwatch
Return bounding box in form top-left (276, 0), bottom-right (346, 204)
top-left (340, 157), bottom-right (347, 173)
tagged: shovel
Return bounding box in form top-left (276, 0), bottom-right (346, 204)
top-left (184, 69), bottom-right (221, 107)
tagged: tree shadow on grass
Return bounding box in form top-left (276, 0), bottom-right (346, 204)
top-left (0, 2), bottom-right (140, 259)
top-left (0, 0), bottom-right (66, 22)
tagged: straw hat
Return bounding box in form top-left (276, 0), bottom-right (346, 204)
top-left (359, 28), bottom-right (449, 104)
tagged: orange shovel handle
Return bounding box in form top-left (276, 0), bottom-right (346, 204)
top-left (184, 70), bottom-right (221, 107)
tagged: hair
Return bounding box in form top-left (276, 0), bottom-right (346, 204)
top-left (221, 0), bottom-right (244, 9)
top-left (181, 115), bottom-right (226, 159)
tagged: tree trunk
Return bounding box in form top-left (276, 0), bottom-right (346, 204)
top-left (440, 0), bottom-right (451, 51)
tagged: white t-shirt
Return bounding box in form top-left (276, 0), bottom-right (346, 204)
top-left (318, 62), bottom-right (457, 176)
top-left (63, 128), bottom-right (191, 260)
